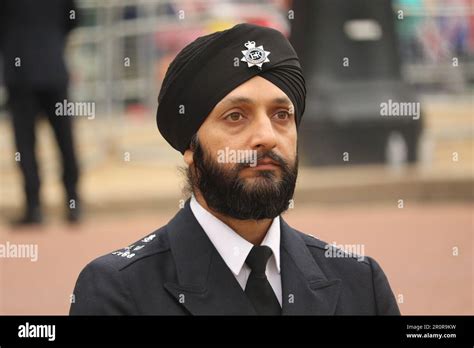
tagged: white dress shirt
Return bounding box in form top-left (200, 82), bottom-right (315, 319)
top-left (190, 195), bottom-right (282, 306)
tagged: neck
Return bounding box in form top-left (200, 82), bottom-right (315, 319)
top-left (194, 192), bottom-right (273, 245)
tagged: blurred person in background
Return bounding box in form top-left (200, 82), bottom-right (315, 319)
top-left (0, 0), bottom-right (81, 226)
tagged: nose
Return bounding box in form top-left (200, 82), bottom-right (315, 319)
top-left (248, 112), bottom-right (277, 152)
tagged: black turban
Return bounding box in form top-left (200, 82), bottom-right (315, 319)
top-left (156, 23), bottom-right (306, 154)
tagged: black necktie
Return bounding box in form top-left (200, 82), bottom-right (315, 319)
top-left (244, 245), bottom-right (281, 315)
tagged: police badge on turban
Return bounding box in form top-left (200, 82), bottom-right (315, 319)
top-left (241, 41), bottom-right (270, 69)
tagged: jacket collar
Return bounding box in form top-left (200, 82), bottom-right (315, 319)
top-left (164, 199), bottom-right (341, 315)
top-left (189, 194), bottom-right (281, 277)
top-left (279, 217), bottom-right (341, 315)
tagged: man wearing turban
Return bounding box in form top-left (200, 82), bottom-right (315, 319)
top-left (70, 23), bottom-right (400, 315)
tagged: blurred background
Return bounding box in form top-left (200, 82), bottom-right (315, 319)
top-left (0, 0), bottom-right (472, 315)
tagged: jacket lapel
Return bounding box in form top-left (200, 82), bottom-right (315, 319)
top-left (163, 199), bottom-right (256, 315)
top-left (163, 199), bottom-right (341, 315)
top-left (280, 217), bottom-right (342, 315)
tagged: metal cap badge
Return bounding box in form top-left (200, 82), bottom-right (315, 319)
top-left (241, 41), bottom-right (270, 69)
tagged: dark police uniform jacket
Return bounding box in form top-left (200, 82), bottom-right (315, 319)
top-left (69, 199), bottom-right (400, 315)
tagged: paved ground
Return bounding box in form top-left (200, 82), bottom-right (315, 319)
top-left (0, 201), bottom-right (472, 315)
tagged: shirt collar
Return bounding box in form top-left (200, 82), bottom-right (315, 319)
top-left (190, 195), bottom-right (281, 276)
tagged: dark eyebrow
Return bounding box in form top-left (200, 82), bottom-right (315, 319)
top-left (219, 96), bottom-right (292, 108)
top-left (219, 96), bottom-right (255, 107)
top-left (271, 96), bottom-right (292, 105)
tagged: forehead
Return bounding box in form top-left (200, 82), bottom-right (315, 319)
top-left (215, 76), bottom-right (293, 108)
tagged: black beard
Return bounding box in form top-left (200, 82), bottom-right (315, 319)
top-left (186, 139), bottom-right (298, 220)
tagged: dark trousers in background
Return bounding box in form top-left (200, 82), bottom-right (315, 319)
top-left (7, 85), bottom-right (80, 211)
